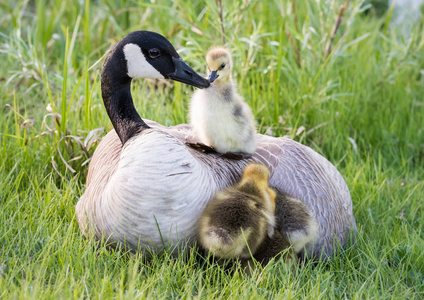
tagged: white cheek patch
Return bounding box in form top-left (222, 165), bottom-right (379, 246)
top-left (123, 43), bottom-right (165, 79)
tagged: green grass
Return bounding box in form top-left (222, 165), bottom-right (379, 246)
top-left (1, 0), bottom-right (423, 298)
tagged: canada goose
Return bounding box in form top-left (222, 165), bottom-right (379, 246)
top-left (197, 163), bottom-right (317, 267)
top-left (189, 47), bottom-right (256, 158)
top-left (76, 31), bottom-right (356, 258)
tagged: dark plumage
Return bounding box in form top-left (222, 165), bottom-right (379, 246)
top-left (197, 163), bottom-right (319, 271)
top-left (275, 192), bottom-right (319, 255)
top-left (197, 185), bottom-right (275, 259)
top-left (197, 164), bottom-right (291, 268)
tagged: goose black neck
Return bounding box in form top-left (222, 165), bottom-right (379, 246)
top-left (101, 58), bottom-right (149, 146)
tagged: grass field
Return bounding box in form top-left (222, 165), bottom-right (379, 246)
top-left (1, 0), bottom-right (423, 298)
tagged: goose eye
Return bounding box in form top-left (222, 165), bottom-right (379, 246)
top-left (148, 48), bottom-right (161, 58)
top-left (220, 63), bottom-right (226, 70)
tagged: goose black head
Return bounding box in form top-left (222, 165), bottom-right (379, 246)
top-left (104, 31), bottom-right (210, 89)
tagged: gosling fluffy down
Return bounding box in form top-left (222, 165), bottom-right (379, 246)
top-left (190, 47), bottom-right (257, 155)
top-left (196, 163), bottom-right (319, 266)
top-left (196, 163), bottom-right (277, 260)
top-left (276, 193), bottom-right (319, 255)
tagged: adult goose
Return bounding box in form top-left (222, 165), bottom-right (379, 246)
top-left (76, 31), bottom-right (356, 258)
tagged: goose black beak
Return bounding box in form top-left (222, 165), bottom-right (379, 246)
top-left (168, 57), bottom-right (210, 89)
top-left (208, 71), bottom-right (219, 83)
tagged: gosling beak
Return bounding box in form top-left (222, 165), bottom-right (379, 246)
top-left (208, 70), bottom-right (219, 83)
top-left (168, 57), bottom-right (210, 89)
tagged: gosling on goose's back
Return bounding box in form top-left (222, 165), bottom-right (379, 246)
top-left (76, 31), bottom-right (356, 258)
top-left (190, 48), bottom-right (256, 156)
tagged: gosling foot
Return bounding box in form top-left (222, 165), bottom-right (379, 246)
top-left (186, 142), bottom-right (217, 153)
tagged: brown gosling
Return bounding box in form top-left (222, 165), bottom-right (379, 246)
top-left (197, 163), bottom-right (301, 270)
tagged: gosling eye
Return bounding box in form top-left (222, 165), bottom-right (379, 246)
top-left (148, 48), bottom-right (161, 58)
top-left (220, 63), bottom-right (226, 70)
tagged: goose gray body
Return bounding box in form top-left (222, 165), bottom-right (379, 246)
top-left (77, 119), bottom-right (355, 257)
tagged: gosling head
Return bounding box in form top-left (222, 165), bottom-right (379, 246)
top-left (205, 47), bottom-right (233, 84)
top-left (104, 31), bottom-right (210, 89)
top-left (239, 163), bottom-right (277, 217)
